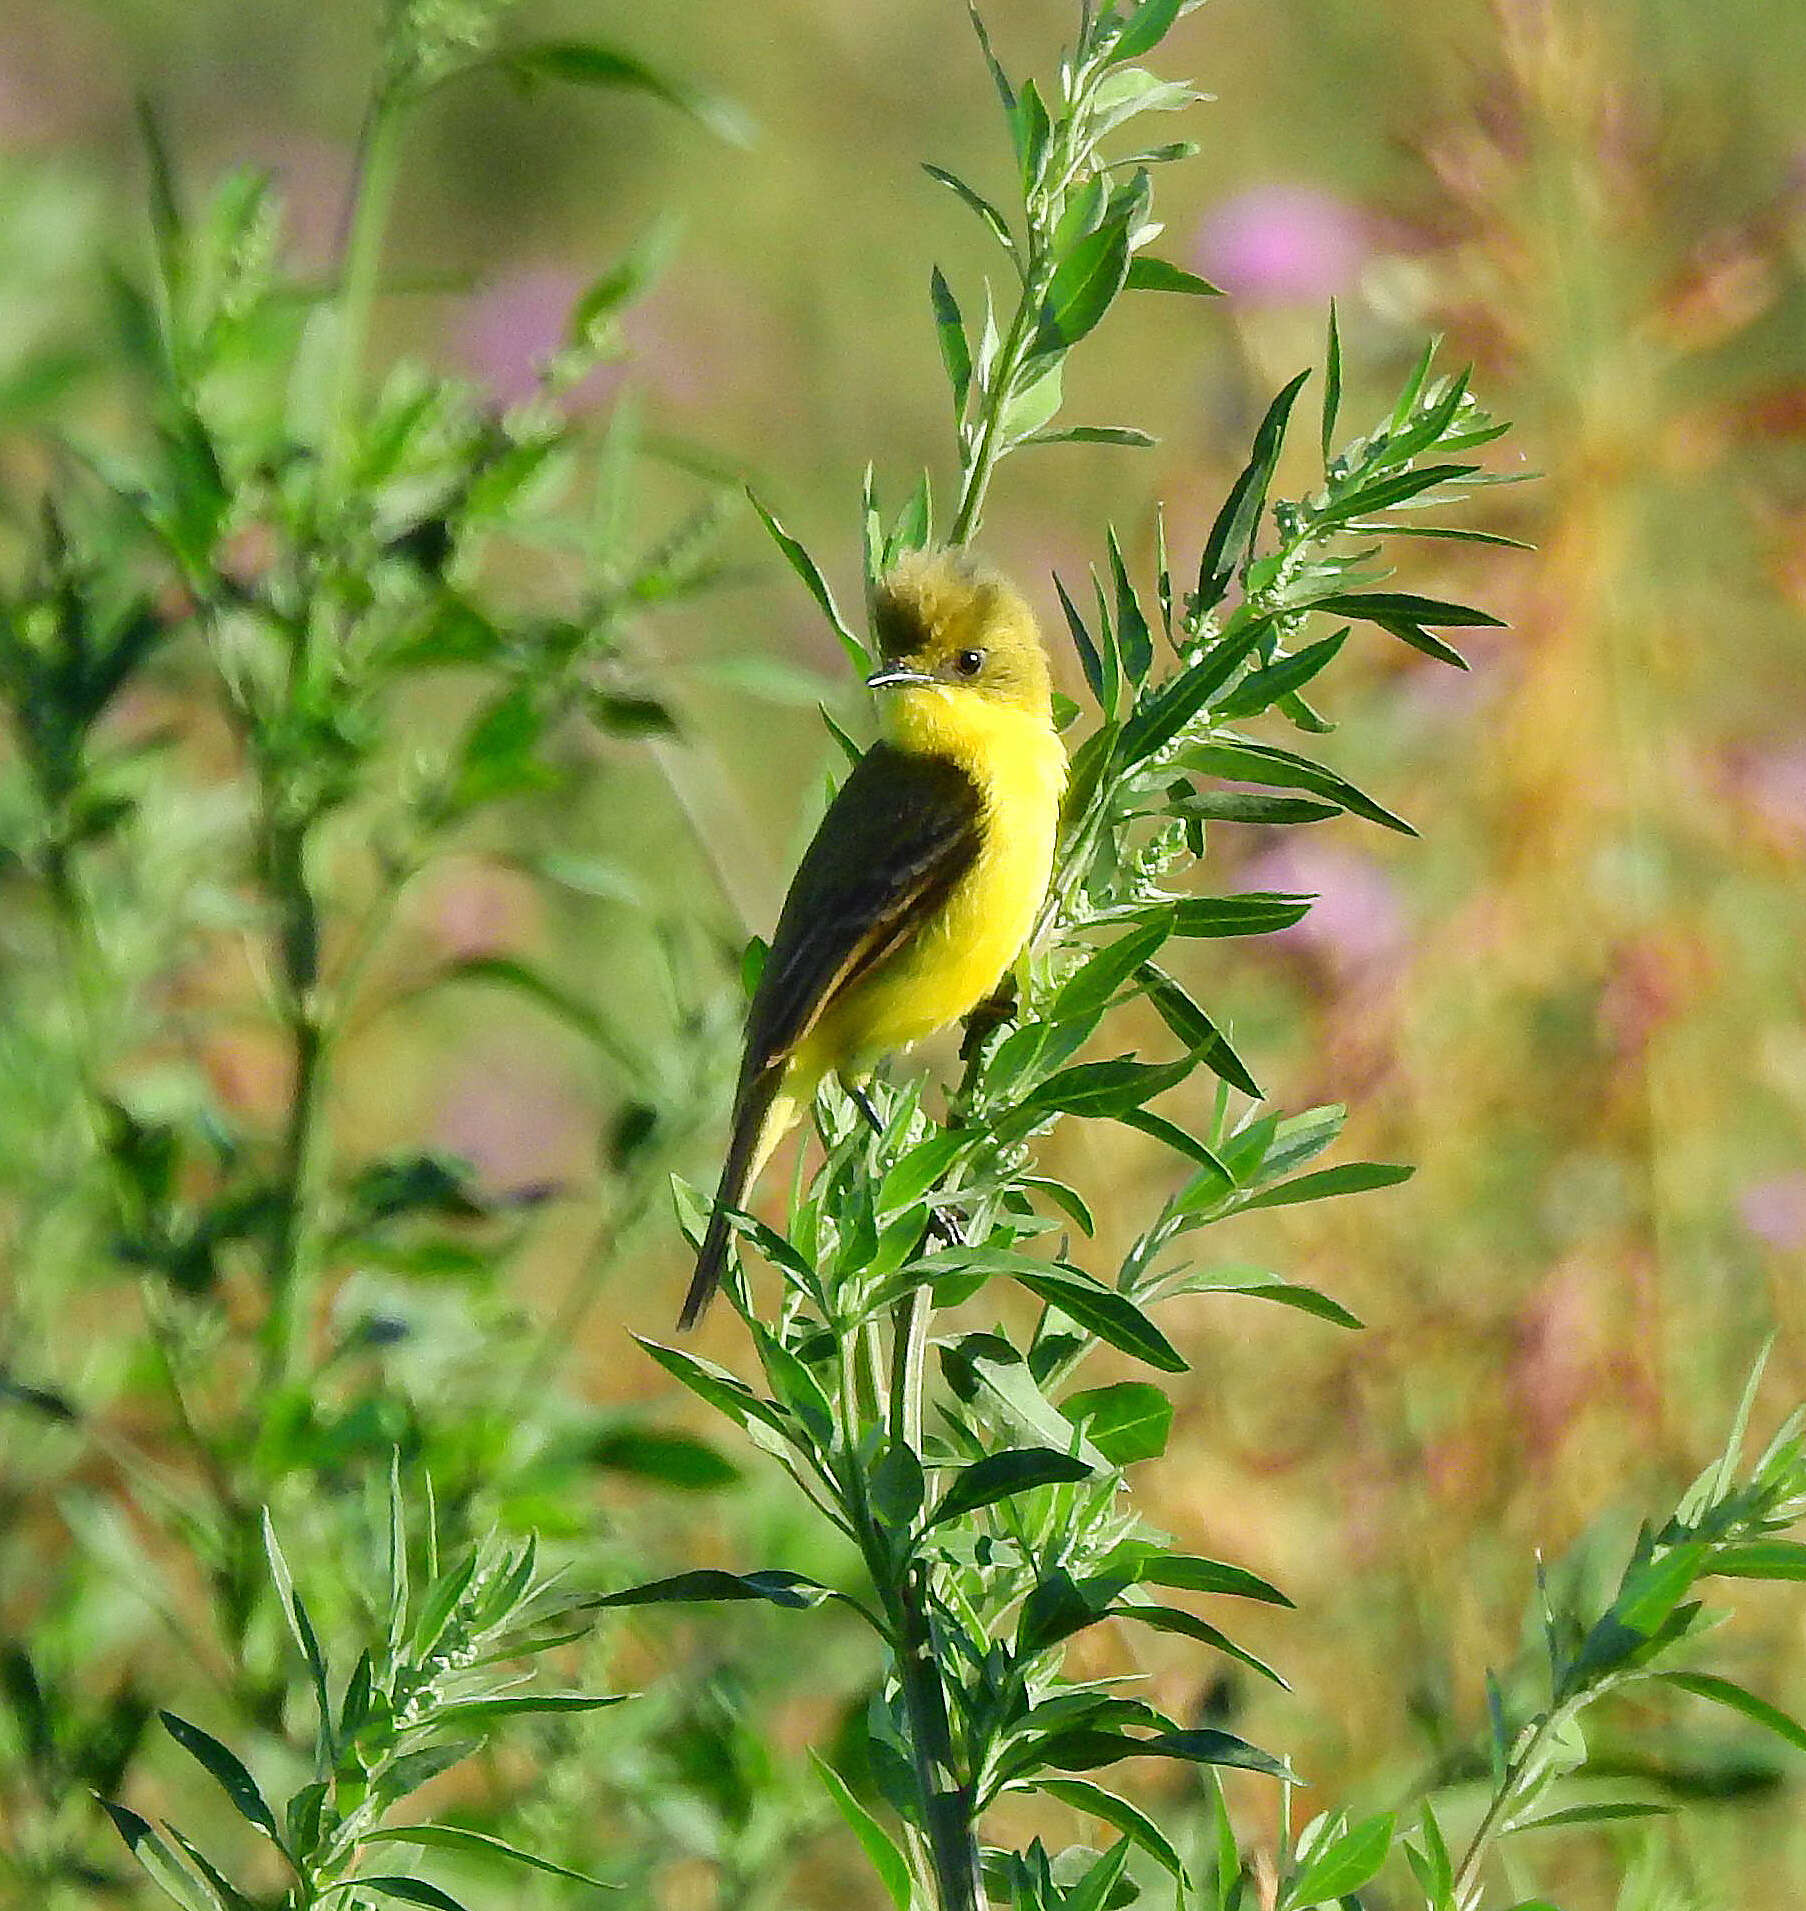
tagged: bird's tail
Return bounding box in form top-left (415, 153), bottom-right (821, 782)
top-left (679, 1073), bottom-right (797, 1329)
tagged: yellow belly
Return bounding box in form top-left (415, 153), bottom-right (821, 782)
top-left (790, 687), bottom-right (1066, 1093)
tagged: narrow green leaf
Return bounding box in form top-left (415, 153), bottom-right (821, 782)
top-left (926, 1447), bottom-right (1096, 1528)
top-left (1196, 370), bottom-right (1310, 613)
top-left (1116, 612), bottom-right (1275, 763)
top-left (1049, 921), bottom-right (1171, 1023)
top-left (1154, 502), bottom-right (1173, 638)
top-left (1256, 1103), bottom-right (1348, 1180)
top-left (1012, 1264), bottom-right (1188, 1373)
top-left (890, 467), bottom-right (932, 558)
top-left (811, 1754), bottom-right (913, 1910)
top-left (158, 1714), bottom-right (280, 1843)
top-left (354, 1880), bottom-right (471, 1911)
top-left (425, 1693), bottom-right (628, 1728)
top-left (589, 1568), bottom-right (830, 1610)
top-left (922, 163), bottom-right (1015, 253)
top-left (1213, 630), bottom-right (1347, 720)
top-left (634, 1336), bottom-right (792, 1440)
top-left (342, 1649), bottom-right (373, 1743)
top-left (1389, 335), bottom-right (1438, 430)
top-left (500, 43), bottom-right (751, 145)
top-left (1238, 1161), bottom-right (1412, 1210)
top-left (1615, 1541), bottom-right (1708, 1636)
top-left (1160, 1269), bottom-right (1364, 1330)
top-left (1064, 1382), bottom-right (1172, 1463)
top-left (410, 1547), bottom-right (478, 1667)
top-left (966, 0), bottom-right (1015, 113)
top-left (380, 1741), bottom-right (482, 1799)
top-left (98, 1801), bottom-right (219, 1911)
top-left (1056, 572), bottom-right (1116, 713)
top-left (1035, 1777), bottom-right (1187, 1882)
top-left (1119, 1107), bottom-right (1233, 1178)
top-left (1022, 424), bottom-right (1156, 448)
top-left (1107, 526), bottom-right (1153, 683)
top-left (1320, 301), bottom-right (1342, 462)
top-left (1011, 77), bottom-right (1053, 191)
top-left (367, 1826), bottom-right (614, 1889)
top-left (1125, 254), bottom-right (1222, 297)
top-left (568, 219), bottom-right (680, 347)
top-left (162, 1827), bottom-right (257, 1911)
top-left (1167, 892), bottom-right (1313, 937)
top-left (1285, 1811), bottom-right (1394, 1906)
top-left (1182, 736), bottom-right (1414, 834)
top-left (587, 1425), bottom-right (740, 1490)
top-left (1108, 0), bottom-right (1185, 62)
top-left (747, 491), bottom-right (868, 670)
top-left (751, 1320), bottom-right (835, 1446)
top-left (1331, 462), bottom-right (1479, 516)
top-left (1408, 1803), bottom-right (1454, 1906)
top-left (259, 1513), bottom-right (331, 1754)
top-left (1011, 1050), bottom-right (1198, 1124)
top-left (1111, 1603), bottom-right (1289, 1688)
top-left (879, 1127), bottom-right (968, 1211)
top-left (1709, 1541), bottom-right (1806, 1580)
top-left (1714, 1341), bottom-right (1773, 1497)
top-left (1516, 1802), bottom-right (1670, 1832)
top-left (999, 354), bottom-right (1064, 441)
top-left (1139, 1552), bottom-right (1292, 1606)
top-left (946, 1336), bottom-right (1107, 1466)
top-left (1037, 219), bottom-right (1132, 350)
top-left (1046, 1726), bottom-right (1292, 1781)
top-left (1175, 791), bottom-right (1340, 826)
top-left (930, 266), bottom-right (971, 414)
top-left (1661, 1671), bottom-right (1806, 1756)
top-left (1067, 1839), bottom-right (1133, 1911)
top-left (1311, 589), bottom-right (1505, 628)
top-left (1137, 964), bottom-right (1261, 1097)
top-left (1024, 1174), bottom-right (1097, 1237)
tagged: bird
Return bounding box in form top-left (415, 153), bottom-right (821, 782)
top-left (679, 550), bottom-right (1067, 1328)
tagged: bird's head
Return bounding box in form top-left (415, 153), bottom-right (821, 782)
top-left (865, 551), bottom-right (1053, 722)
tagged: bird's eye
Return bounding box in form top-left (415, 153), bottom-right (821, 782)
top-left (954, 648), bottom-right (986, 678)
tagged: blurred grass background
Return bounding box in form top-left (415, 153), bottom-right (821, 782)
top-left (4, 0), bottom-right (1806, 1905)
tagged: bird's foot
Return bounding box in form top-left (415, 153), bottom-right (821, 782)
top-left (959, 979), bottom-right (1019, 1062)
top-left (848, 1082), bottom-right (885, 1136)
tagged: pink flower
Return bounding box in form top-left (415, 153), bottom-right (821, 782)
top-left (1238, 842), bottom-right (1404, 974)
top-left (237, 135), bottom-right (350, 273)
top-left (1192, 184), bottom-right (1372, 306)
top-left (434, 1058), bottom-right (590, 1193)
top-left (1733, 742), bottom-right (1806, 845)
top-left (455, 266), bottom-right (620, 410)
top-left (1740, 1176), bottom-right (1806, 1252)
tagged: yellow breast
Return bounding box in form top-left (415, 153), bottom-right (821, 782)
top-left (799, 685), bottom-right (1066, 1081)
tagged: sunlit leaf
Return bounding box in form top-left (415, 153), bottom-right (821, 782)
top-left (811, 1754), bottom-right (913, 1910)
top-left (926, 1447), bottom-right (1096, 1527)
top-left (367, 1826), bottom-right (614, 1890)
top-left (159, 1713), bottom-right (280, 1843)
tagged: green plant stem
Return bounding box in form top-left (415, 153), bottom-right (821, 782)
top-left (327, 94), bottom-right (405, 489)
top-left (261, 1004), bottom-right (327, 1389)
top-left (889, 1288), bottom-right (929, 1454)
top-left (948, 290), bottom-right (1036, 547)
top-left (891, 1563), bottom-right (983, 1911)
top-left (1449, 1704), bottom-right (1568, 1911)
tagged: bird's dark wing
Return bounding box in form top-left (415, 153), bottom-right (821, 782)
top-left (741, 741), bottom-right (984, 1083)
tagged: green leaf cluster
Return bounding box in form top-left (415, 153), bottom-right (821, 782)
top-left (101, 1467), bottom-right (618, 1911)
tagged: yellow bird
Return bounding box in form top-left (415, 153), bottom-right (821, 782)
top-left (680, 551), bottom-right (1067, 1328)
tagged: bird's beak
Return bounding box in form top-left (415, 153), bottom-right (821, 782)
top-left (865, 665), bottom-right (937, 690)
